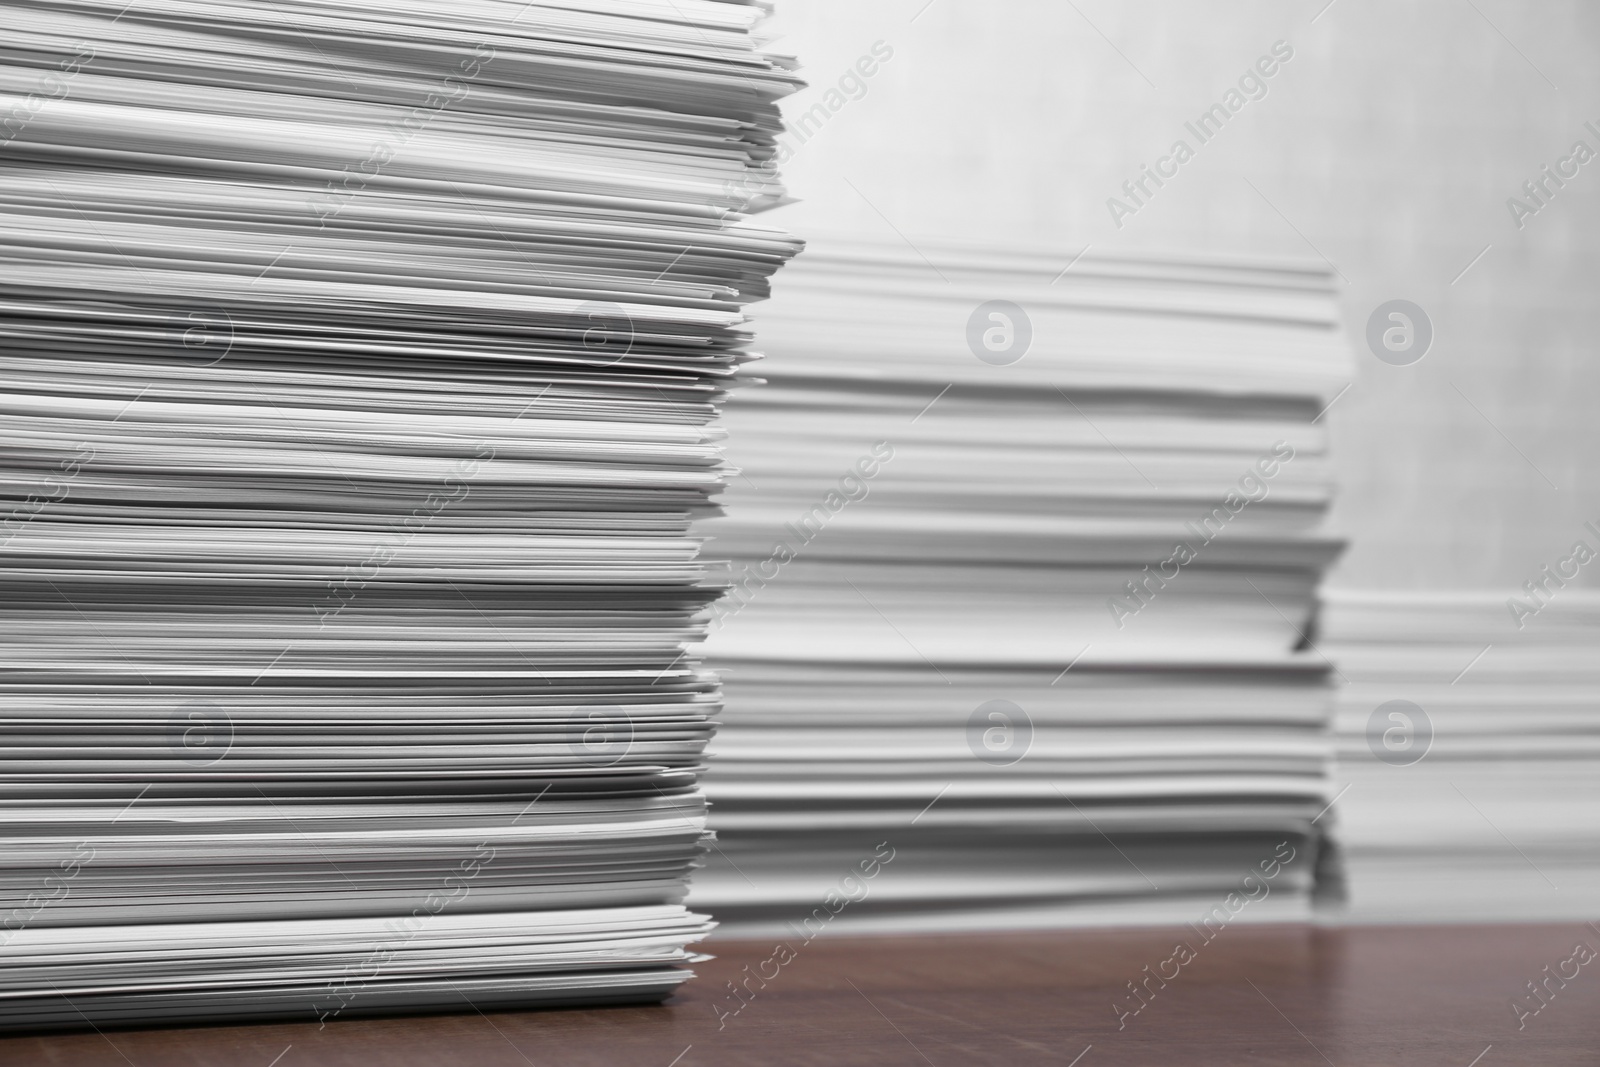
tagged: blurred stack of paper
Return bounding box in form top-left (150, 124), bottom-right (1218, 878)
top-left (0, 0), bottom-right (799, 1029)
top-left (693, 237), bottom-right (1351, 932)
top-left (1324, 590), bottom-right (1600, 923)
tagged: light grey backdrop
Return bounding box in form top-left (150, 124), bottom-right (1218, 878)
top-left (761, 0), bottom-right (1600, 593)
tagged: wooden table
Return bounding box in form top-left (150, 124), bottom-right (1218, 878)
top-left (5, 924), bottom-right (1598, 1065)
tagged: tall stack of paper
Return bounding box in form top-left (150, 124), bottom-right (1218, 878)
top-left (1324, 590), bottom-right (1600, 922)
top-left (693, 237), bottom-right (1352, 932)
top-left (0, 0), bottom-right (799, 1029)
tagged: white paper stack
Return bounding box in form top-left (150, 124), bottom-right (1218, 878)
top-left (1324, 589), bottom-right (1600, 923)
top-left (693, 237), bottom-right (1352, 932)
top-left (0, 0), bottom-right (799, 1029)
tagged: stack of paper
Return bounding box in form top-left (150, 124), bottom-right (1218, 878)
top-left (1325, 590), bottom-right (1600, 922)
top-left (0, 0), bottom-right (799, 1029)
top-left (693, 237), bottom-right (1352, 932)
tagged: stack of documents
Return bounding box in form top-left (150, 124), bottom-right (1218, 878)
top-left (694, 237), bottom-right (1352, 932)
top-left (1325, 590), bottom-right (1600, 922)
top-left (0, 0), bottom-right (799, 1028)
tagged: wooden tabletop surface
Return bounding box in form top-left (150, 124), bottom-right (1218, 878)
top-left (5, 923), bottom-right (1598, 1066)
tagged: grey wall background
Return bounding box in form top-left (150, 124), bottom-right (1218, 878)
top-left (761, 0), bottom-right (1600, 593)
